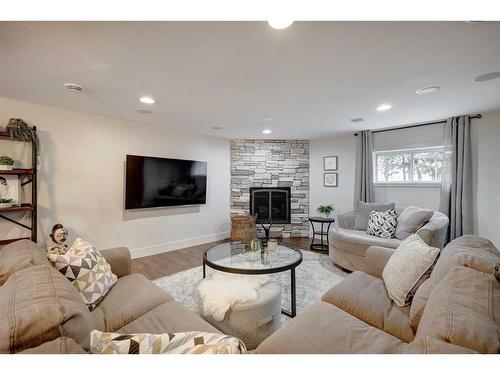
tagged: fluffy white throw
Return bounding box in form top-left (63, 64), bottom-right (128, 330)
top-left (197, 272), bottom-right (270, 321)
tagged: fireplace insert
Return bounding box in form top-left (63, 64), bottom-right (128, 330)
top-left (249, 187), bottom-right (291, 224)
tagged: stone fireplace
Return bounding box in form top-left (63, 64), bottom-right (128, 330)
top-left (230, 140), bottom-right (309, 237)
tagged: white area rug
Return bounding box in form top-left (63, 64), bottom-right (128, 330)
top-left (154, 250), bottom-right (347, 319)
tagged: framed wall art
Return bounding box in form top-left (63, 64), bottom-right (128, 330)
top-left (323, 156), bottom-right (338, 171)
top-left (324, 172), bottom-right (338, 187)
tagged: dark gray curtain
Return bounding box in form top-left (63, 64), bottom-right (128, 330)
top-left (439, 115), bottom-right (473, 241)
top-left (354, 130), bottom-right (374, 207)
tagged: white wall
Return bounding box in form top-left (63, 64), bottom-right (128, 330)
top-left (471, 111), bottom-right (500, 248)
top-left (0, 97), bottom-right (230, 258)
top-left (309, 112), bottom-right (500, 247)
top-left (309, 134), bottom-right (357, 218)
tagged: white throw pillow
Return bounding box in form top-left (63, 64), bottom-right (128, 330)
top-left (382, 234), bottom-right (440, 307)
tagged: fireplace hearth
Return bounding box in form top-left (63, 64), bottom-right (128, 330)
top-left (249, 187), bottom-right (291, 224)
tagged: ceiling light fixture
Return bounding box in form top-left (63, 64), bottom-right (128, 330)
top-left (211, 126), bottom-right (224, 130)
top-left (139, 96), bottom-right (155, 104)
top-left (350, 118), bottom-right (364, 124)
top-left (376, 104), bottom-right (392, 112)
top-left (64, 83), bottom-right (82, 92)
top-left (262, 129), bottom-right (272, 135)
top-left (259, 117), bottom-right (275, 123)
top-left (416, 85), bottom-right (442, 95)
top-left (267, 20), bottom-right (294, 30)
top-left (473, 72), bottom-right (500, 82)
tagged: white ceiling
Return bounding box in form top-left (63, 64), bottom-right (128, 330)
top-left (0, 21), bottom-right (499, 139)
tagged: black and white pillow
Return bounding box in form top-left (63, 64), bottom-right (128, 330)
top-left (366, 209), bottom-right (397, 238)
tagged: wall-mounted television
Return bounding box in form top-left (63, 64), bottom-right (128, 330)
top-left (125, 155), bottom-right (207, 209)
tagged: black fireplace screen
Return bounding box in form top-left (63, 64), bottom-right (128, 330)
top-left (249, 187), bottom-right (291, 224)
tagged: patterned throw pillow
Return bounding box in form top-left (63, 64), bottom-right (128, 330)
top-left (366, 209), bottom-right (397, 238)
top-left (90, 330), bottom-right (246, 354)
top-left (47, 238), bottom-right (117, 310)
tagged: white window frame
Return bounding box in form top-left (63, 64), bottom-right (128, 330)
top-left (373, 146), bottom-right (444, 187)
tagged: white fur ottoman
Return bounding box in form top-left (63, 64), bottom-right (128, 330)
top-left (201, 282), bottom-right (282, 350)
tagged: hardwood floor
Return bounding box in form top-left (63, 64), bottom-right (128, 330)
top-left (132, 237), bottom-right (315, 280)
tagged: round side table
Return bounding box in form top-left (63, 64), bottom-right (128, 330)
top-left (308, 216), bottom-right (335, 252)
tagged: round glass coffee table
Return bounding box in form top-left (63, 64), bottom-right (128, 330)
top-left (203, 242), bottom-right (303, 317)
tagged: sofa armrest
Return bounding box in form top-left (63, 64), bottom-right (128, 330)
top-left (19, 337), bottom-right (87, 354)
top-left (364, 246), bottom-right (395, 278)
top-left (100, 246), bottom-right (131, 278)
top-left (337, 210), bottom-right (357, 229)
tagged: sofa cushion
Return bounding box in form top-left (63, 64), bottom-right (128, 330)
top-left (47, 237), bottom-right (118, 310)
top-left (322, 271), bottom-right (414, 342)
top-left (19, 337), bottom-right (87, 354)
top-left (331, 226), bottom-right (401, 256)
top-left (0, 239), bottom-right (49, 286)
top-left (91, 273), bottom-right (174, 332)
top-left (118, 301), bottom-right (220, 335)
top-left (354, 201), bottom-right (395, 230)
top-left (416, 266), bottom-right (500, 354)
top-left (0, 265), bottom-right (94, 353)
top-left (409, 235), bottom-right (500, 330)
top-left (404, 336), bottom-right (477, 354)
top-left (255, 302), bottom-right (406, 354)
top-left (395, 206), bottom-right (433, 240)
top-left (382, 234), bottom-right (440, 307)
top-left (366, 209), bottom-right (397, 239)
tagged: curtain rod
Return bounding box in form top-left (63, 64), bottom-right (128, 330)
top-left (354, 114), bottom-right (482, 136)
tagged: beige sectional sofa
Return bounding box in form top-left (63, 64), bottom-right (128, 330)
top-left (329, 205), bottom-right (449, 271)
top-left (256, 235), bottom-right (500, 354)
top-left (0, 239), bottom-right (219, 354)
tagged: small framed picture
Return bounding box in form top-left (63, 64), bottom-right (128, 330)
top-left (324, 172), bottom-right (338, 187)
top-left (323, 156), bottom-right (338, 171)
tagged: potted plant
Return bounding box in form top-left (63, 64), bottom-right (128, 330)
top-left (317, 204), bottom-right (335, 218)
top-left (0, 156), bottom-right (14, 171)
top-left (0, 197), bottom-right (14, 209)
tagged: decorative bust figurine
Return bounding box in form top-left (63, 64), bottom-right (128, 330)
top-left (47, 223), bottom-right (69, 255)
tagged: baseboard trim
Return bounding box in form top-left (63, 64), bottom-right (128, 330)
top-left (130, 231), bottom-right (230, 259)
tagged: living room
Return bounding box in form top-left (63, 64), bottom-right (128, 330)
top-left (1, 1), bottom-right (499, 371)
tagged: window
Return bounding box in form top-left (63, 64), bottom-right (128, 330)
top-left (374, 147), bottom-right (445, 184)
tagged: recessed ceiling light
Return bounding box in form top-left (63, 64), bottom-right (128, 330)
top-left (416, 85), bottom-right (442, 95)
top-left (64, 83), bottom-right (82, 92)
top-left (211, 126), bottom-right (224, 130)
top-left (267, 20), bottom-right (294, 30)
top-left (350, 118), bottom-right (364, 124)
top-left (262, 129), bottom-right (272, 135)
top-left (376, 104), bottom-right (392, 112)
top-left (473, 72), bottom-right (500, 82)
top-left (139, 96), bottom-right (155, 104)
top-left (135, 108), bottom-right (152, 114)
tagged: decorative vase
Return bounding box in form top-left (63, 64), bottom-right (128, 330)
top-left (0, 165), bottom-right (13, 171)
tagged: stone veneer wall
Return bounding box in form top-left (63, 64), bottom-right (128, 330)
top-left (230, 140), bottom-right (310, 237)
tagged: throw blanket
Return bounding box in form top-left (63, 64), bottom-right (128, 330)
top-left (197, 271), bottom-right (270, 321)
top-left (90, 330), bottom-right (246, 354)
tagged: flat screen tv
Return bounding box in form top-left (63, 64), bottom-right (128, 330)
top-left (125, 155), bottom-right (207, 209)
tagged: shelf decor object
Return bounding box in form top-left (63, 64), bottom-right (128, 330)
top-left (323, 155), bottom-right (338, 171)
top-left (0, 124), bottom-right (38, 245)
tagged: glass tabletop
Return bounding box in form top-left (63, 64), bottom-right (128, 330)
top-left (203, 242), bottom-right (302, 274)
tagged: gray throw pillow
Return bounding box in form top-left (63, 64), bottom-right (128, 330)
top-left (395, 206), bottom-right (433, 240)
top-left (354, 201), bottom-right (395, 230)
